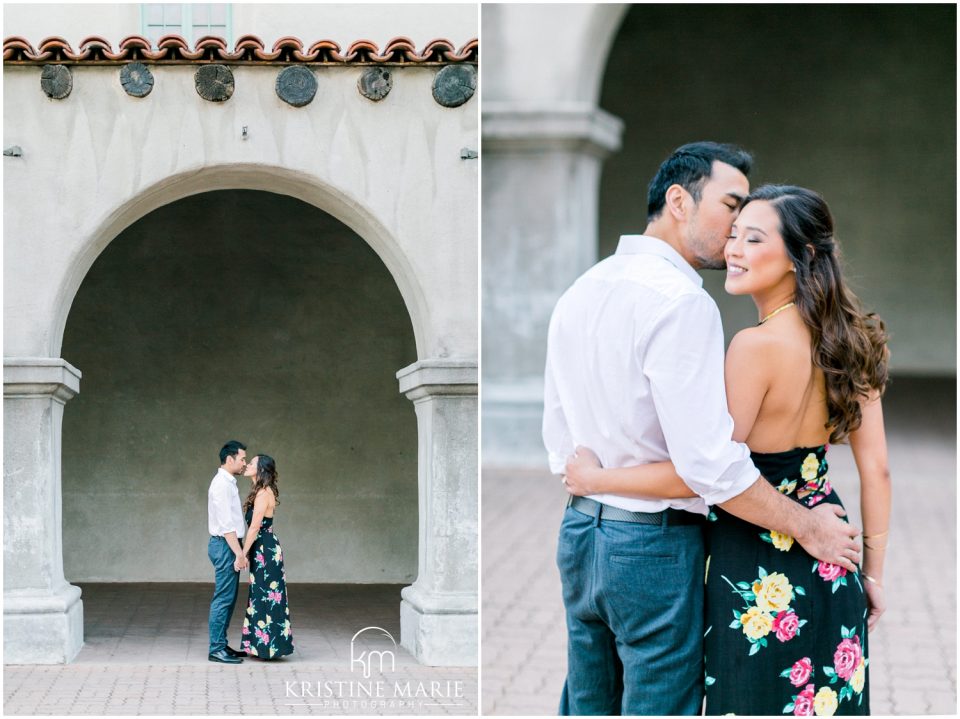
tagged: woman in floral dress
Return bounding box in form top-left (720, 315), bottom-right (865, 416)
top-left (564, 186), bottom-right (890, 715)
top-left (238, 454), bottom-right (294, 659)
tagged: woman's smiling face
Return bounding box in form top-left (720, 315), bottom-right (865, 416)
top-left (724, 199), bottom-right (796, 296)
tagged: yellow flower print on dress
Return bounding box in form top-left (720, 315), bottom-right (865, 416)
top-left (755, 572), bottom-right (794, 613)
top-left (760, 530), bottom-right (795, 552)
top-left (801, 453), bottom-right (820, 480)
top-left (771, 532), bottom-right (794, 551)
top-left (724, 567), bottom-right (807, 656)
top-left (740, 606), bottom-right (773, 640)
top-left (850, 658), bottom-right (865, 694)
top-left (813, 686), bottom-right (838, 716)
top-left (776, 478), bottom-right (798, 495)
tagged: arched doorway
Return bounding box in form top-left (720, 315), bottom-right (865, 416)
top-left (5, 165), bottom-right (477, 667)
top-left (59, 188), bottom-right (418, 659)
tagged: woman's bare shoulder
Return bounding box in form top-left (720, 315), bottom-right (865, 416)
top-left (728, 324), bottom-right (784, 356)
top-left (727, 324), bottom-right (804, 373)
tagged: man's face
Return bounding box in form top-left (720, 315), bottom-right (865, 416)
top-left (684, 161), bottom-right (750, 270)
top-left (227, 449), bottom-right (247, 475)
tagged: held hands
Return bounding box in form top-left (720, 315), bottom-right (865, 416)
top-left (234, 553), bottom-right (249, 572)
top-left (563, 446), bottom-right (602, 496)
top-left (797, 503), bottom-right (862, 573)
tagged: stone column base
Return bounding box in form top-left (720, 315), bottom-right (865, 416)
top-left (399, 585), bottom-right (477, 667)
top-left (4, 584), bottom-right (83, 664)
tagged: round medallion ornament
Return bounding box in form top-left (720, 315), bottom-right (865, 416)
top-left (357, 68), bottom-right (392, 102)
top-left (431, 65), bottom-right (476, 108)
top-left (40, 64), bottom-right (73, 100)
top-left (275, 66), bottom-right (317, 107)
top-left (120, 62), bottom-right (154, 98)
top-left (194, 64), bottom-right (235, 102)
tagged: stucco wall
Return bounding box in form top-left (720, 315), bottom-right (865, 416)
top-left (481, 4), bottom-right (625, 105)
top-left (3, 62), bottom-right (477, 361)
top-left (3, 3), bottom-right (477, 48)
top-left (598, 4), bottom-right (956, 374)
top-left (60, 190), bottom-right (418, 582)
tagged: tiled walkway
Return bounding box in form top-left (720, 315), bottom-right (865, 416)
top-left (482, 383), bottom-right (957, 715)
top-left (5, 584), bottom-right (476, 715)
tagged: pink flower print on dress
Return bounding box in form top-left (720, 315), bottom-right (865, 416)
top-left (772, 610), bottom-right (800, 642)
top-left (817, 561), bottom-right (847, 582)
top-left (833, 636), bottom-right (862, 681)
top-left (793, 683), bottom-right (815, 716)
top-left (789, 657), bottom-right (813, 687)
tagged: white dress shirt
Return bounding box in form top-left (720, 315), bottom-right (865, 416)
top-left (208, 468), bottom-right (246, 538)
top-left (543, 234), bottom-right (760, 515)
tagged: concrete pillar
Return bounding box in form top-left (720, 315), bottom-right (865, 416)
top-left (397, 359), bottom-right (477, 666)
top-left (481, 104), bottom-right (623, 466)
top-left (4, 358), bottom-right (83, 663)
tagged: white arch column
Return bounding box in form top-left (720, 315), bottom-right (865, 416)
top-left (397, 359), bottom-right (477, 666)
top-left (480, 3), bottom-right (627, 468)
top-left (4, 358), bottom-right (83, 663)
top-left (481, 105), bottom-right (622, 466)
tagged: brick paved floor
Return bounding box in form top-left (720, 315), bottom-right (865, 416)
top-left (5, 584), bottom-right (476, 715)
top-left (481, 381), bottom-right (956, 715)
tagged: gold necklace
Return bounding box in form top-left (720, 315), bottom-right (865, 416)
top-left (759, 301), bottom-right (795, 325)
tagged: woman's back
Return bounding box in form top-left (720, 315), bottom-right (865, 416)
top-left (736, 311), bottom-right (831, 452)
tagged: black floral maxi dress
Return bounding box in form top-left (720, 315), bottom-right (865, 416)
top-left (240, 507), bottom-right (295, 659)
top-left (704, 446), bottom-right (869, 716)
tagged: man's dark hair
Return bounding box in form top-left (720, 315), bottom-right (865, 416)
top-left (219, 440), bottom-right (246, 465)
top-left (646, 141), bottom-right (753, 221)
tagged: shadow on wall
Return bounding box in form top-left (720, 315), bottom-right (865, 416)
top-left (61, 190), bottom-right (418, 584)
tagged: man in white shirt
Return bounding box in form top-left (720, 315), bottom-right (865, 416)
top-left (207, 439), bottom-right (249, 664)
top-left (543, 142), bottom-right (861, 714)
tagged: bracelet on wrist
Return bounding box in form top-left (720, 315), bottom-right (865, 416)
top-left (862, 573), bottom-right (884, 589)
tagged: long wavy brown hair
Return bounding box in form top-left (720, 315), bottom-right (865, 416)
top-left (242, 454), bottom-right (280, 514)
top-left (744, 185), bottom-right (889, 443)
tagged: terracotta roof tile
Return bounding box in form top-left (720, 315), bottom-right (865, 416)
top-left (3, 34), bottom-right (477, 65)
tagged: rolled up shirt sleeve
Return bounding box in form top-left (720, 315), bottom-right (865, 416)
top-left (641, 292), bottom-right (760, 505)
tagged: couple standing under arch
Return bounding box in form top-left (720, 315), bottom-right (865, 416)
top-left (207, 440), bottom-right (294, 663)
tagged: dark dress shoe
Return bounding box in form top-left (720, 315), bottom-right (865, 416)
top-left (208, 648), bottom-right (243, 664)
top-left (224, 645), bottom-right (247, 658)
